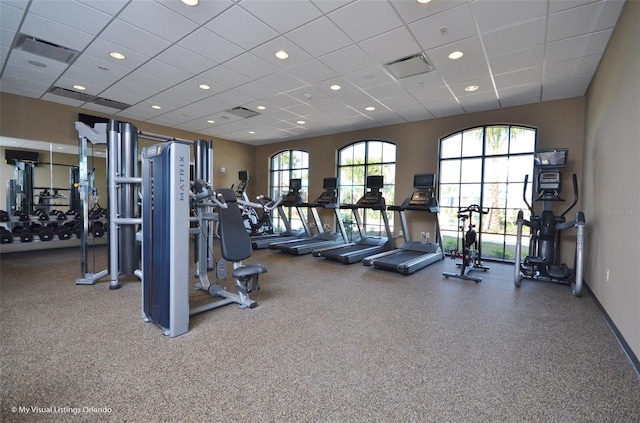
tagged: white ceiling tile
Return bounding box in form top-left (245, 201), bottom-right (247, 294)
top-left (20, 13), bottom-right (95, 51)
top-left (101, 19), bottom-right (171, 56)
top-left (7, 49), bottom-right (69, 75)
top-left (549, 0), bottom-right (599, 14)
top-left (358, 27), bottom-right (421, 65)
top-left (81, 101), bottom-right (125, 115)
top-left (262, 93), bottom-right (304, 109)
top-left (240, 0), bottom-right (321, 34)
top-left (287, 60), bottom-right (338, 85)
top-left (489, 46), bottom-right (544, 76)
top-left (3, 62), bottom-right (58, 88)
top-left (155, 45), bottom-right (215, 74)
top-left (424, 99), bottom-right (465, 118)
top-left (542, 73), bottom-right (593, 101)
top-left (329, 1), bottom-right (403, 43)
top-left (396, 71), bottom-right (446, 93)
top-left (29, 0), bottom-right (112, 36)
top-left (57, 67), bottom-right (117, 93)
top-left (71, 54), bottom-right (132, 80)
top-left (251, 37), bottom-right (313, 69)
top-left (41, 92), bottom-right (86, 108)
top-left (257, 72), bottom-right (307, 93)
top-left (412, 85), bottom-right (455, 104)
top-left (362, 81), bottom-right (406, 101)
top-left (500, 95), bottom-right (540, 109)
top-left (548, 0), bottom-right (625, 42)
top-left (498, 83), bottom-right (541, 104)
top-left (199, 65), bottom-right (251, 89)
top-left (395, 105), bottom-right (434, 122)
top-left (286, 17), bottom-right (352, 57)
top-left (0, 82), bottom-right (45, 98)
top-left (118, 1), bottom-right (199, 43)
top-left (449, 76), bottom-right (495, 98)
top-left (319, 44), bottom-right (376, 74)
top-left (347, 66), bottom-right (396, 90)
top-left (379, 94), bottom-right (420, 109)
top-left (205, 6), bottom-right (278, 50)
top-left (136, 59), bottom-right (192, 85)
top-left (470, 0), bottom-right (547, 34)
top-left (461, 96), bottom-right (500, 114)
top-left (224, 53), bottom-right (278, 80)
top-left (494, 67), bottom-right (542, 91)
top-left (392, 0), bottom-right (467, 24)
top-left (84, 38), bottom-right (152, 70)
top-left (1, 28), bottom-right (16, 49)
top-left (310, 0), bottom-right (355, 14)
top-left (545, 29), bottom-right (613, 63)
top-left (155, 0), bottom-right (233, 25)
top-left (1, 3), bottom-right (26, 32)
top-left (409, 4), bottom-right (476, 51)
top-left (425, 37), bottom-right (485, 71)
top-left (235, 81), bottom-right (280, 100)
top-left (545, 54), bottom-right (602, 80)
top-left (481, 17), bottom-right (546, 58)
top-left (438, 59), bottom-right (491, 85)
top-left (213, 89), bottom-right (260, 108)
top-left (77, 0), bottom-right (129, 16)
top-left (99, 81), bottom-right (157, 105)
top-left (179, 28), bottom-right (243, 64)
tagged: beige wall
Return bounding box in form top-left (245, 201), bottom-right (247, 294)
top-left (0, 92), bottom-right (256, 203)
top-left (255, 97), bottom-right (586, 251)
top-left (583, 1), bottom-right (640, 361)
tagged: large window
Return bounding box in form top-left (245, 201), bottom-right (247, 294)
top-left (270, 149), bottom-right (309, 232)
top-left (439, 125), bottom-right (536, 261)
top-left (337, 140), bottom-right (396, 237)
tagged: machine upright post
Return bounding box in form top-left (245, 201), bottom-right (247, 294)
top-left (107, 120), bottom-right (121, 290)
top-left (573, 211), bottom-right (586, 297)
top-left (514, 210), bottom-right (523, 287)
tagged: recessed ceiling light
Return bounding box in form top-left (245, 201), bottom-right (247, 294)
top-left (207, 119), bottom-right (215, 124)
top-left (257, 106), bottom-right (266, 110)
top-left (181, 0), bottom-right (199, 5)
top-left (365, 106), bottom-right (376, 112)
top-left (198, 84), bottom-right (211, 90)
top-left (275, 50), bottom-right (289, 60)
top-left (465, 85), bottom-right (479, 92)
top-left (248, 131), bottom-right (255, 134)
top-left (73, 85), bottom-right (87, 91)
top-left (151, 105), bottom-right (162, 110)
top-left (56, 146), bottom-right (65, 150)
top-left (109, 52), bottom-right (126, 60)
top-left (330, 84), bottom-right (341, 91)
top-left (297, 120), bottom-right (306, 125)
top-left (416, 0), bottom-right (432, 3)
top-left (448, 51), bottom-right (464, 60)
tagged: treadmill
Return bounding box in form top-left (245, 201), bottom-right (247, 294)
top-left (363, 173), bottom-right (444, 274)
top-left (313, 175), bottom-right (392, 264)
top-left (251, 179), bottom-right (311, 249)
top-left (269, 177), bottom-right (348, 255)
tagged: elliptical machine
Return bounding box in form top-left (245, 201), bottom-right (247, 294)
top-left (443, 204), bottom-right (490, 283)
top-left (514, 149), bottom-right (586, 296)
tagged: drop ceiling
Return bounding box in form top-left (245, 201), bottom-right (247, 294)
top-left (0, 0), bottom-right (626, 146)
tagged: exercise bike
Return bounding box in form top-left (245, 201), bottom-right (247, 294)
top-left (443, 204), bottom-right (490, 283)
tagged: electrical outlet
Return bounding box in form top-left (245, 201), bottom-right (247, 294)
top-left (425, 232), bottom-right (430, 240)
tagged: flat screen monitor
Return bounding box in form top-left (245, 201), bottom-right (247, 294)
top-left (367, 175), bottom-right (383, 189)
top-left (323, 177), bottom-right (337, 190)
top-left (238, 170), bottom-right (249, 181)
top-left (414, 173), bottom-right (435, 189)
top-left (534, 149), bottom-right (568, 167)
top-left (290, 178), bottom-right (302, 190)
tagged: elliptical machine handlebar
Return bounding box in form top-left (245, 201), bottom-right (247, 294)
top-left (560, 174), bottom-right (579, 218)
top-left (459, 204), bottom-right (489, 215)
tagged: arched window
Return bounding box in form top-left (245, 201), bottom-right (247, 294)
top-left (270, 149), bottom-right (309, 232)
top-left (439, 125), bottom-right (536, 261)
top-left (337, 140), bottom-right (396, 236)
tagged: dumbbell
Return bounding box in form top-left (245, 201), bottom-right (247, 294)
top-left (0, 210), bottom-right (9, 222)
top-left (0, 226), bottom-right (13, 244)
top-left (20, 230), bottom-right (33, 242)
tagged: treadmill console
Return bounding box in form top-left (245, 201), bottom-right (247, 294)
top-left (314, 177), bottom-right (338, 206)
top-left (407, 173), bottom-right (438, 212)
top-left (282, 178), bottom-right (303, 205)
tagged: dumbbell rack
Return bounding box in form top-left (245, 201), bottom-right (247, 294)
top-left (0, 209), bottom-right (108, 254)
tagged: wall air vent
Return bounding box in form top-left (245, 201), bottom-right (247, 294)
top-left (48, 86), bottom-right (95, 102)
top-left (383, 53), bottom-right (434, 80)
top-left (226, 106), bottom-right (260, 119)
top-left (15, 34), bottom-right (79, 64)
top-left (92, 97), bottom-right (131, 111)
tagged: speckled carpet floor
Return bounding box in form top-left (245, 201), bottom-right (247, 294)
top-left (1, 245), bottom-right (639, 422)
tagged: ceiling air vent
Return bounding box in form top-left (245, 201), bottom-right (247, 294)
top-left (226, 106), bottom-right (260, 119)
top-left (15, 34), bottom-right (79, 64)
top-left (92, 97), bottom-right (131, 111)
top-left (383, 53), bottom-right (434, 80)
top-left (48, 86), bottom-right (95, 102)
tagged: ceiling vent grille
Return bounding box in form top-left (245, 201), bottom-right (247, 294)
top-left (15, 34), bottom-right (79, 64)
top-left (48, 87), bottom-right (131, 110)
top-left (92, 97), bottom-right (131, 111)
top-left (226, 106), bottom-right (260, 119)
top-left (48, 86), bottom-right (95, 102)
top-left (383, 53), bottom-right (434, 80)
